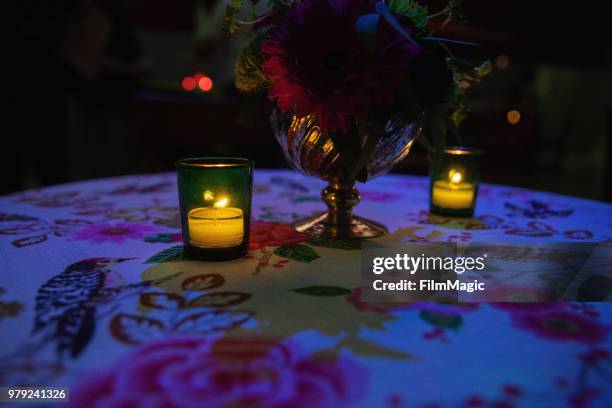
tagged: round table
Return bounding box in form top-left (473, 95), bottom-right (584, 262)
top-left (1, 170), bottom-right (611, 407)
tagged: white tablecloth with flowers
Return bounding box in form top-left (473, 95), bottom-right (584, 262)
top-left (1, 170), bottom-right (611, 408)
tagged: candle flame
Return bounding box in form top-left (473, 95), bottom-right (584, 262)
top-left (204, 190), bottom-right (215, 201)
top-left (450, 170), bottom-right (462, 184)
top-left (214, 197), bottom-right (228, 209)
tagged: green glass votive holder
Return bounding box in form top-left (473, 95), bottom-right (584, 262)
top-left (176, 157), bottom-right (253, 261)
top-left (430, 147), bottom-right (484, 217)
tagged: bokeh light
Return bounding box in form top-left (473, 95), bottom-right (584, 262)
top-left (496, 54), bottom-right (510, 69)
top-left (181, 77), bottom-right (196, 91)
top-left (507, 110), bottom-right (521, 125)
top-left (198, 76), bottom-right (214, 92)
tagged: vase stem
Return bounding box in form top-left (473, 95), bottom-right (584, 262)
top-left (322, 180), bottom-right (360, 228)
top-left (291, 179), bottom-right (387, 239)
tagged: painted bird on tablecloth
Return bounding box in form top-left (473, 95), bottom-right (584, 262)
top-left (32, 257), bottom-right (135, 359)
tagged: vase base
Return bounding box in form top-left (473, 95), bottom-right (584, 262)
top-left (292, 212), bottom-right (387, 240)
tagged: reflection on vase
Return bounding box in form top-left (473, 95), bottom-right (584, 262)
top-left (271, 109), bottom-right (421, 239)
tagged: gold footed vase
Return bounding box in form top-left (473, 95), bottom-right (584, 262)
top-left (271, 109), bottom-right (422, 240)
top-left (294, 179), bottom-right (389, 239)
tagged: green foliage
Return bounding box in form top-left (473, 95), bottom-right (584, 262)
top-left (235, 30), bottom-right (271, 94)
top-left (450, 102), bottom-right (469, 130)
top-left (223, 2), bottom-right (242, 36)
top-left (448, 60), bottom-right (492, 128)
top-left (388, 0), bottom-right (428, 29)
top-left (474, 60), bottom-right (492, 77)
top-left (429, 0), bottom-right (465, 27)
top-left (444, 0), bottom-right (466, 24)
top-left (224, 0), bottom-right (291, 35)
top-left (419, 310), bottom-right (463, 329)
top-left (144, 246), bottom-right (185, 264)
top-left (273, 244), bottom-right (320, 262)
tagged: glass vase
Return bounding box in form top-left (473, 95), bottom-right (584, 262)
top-left (271, 109), bottom-right (421, 239)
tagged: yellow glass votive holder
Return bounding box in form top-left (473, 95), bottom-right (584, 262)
top-left (430, 147), bottom-right (484, 217)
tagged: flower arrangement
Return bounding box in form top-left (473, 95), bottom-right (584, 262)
top-left (226, 0), bottom-right (490, 180)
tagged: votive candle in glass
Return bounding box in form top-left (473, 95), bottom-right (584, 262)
top-left (430, 147), bottom-right (484, 217)
top-left (176, 158), bottom-right (253, 261)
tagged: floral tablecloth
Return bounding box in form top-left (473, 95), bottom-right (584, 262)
top-left (1, 170), bottom-right (611, 408)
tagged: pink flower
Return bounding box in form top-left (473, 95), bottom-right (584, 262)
top-left (249, 221), bottom-right (310, 250)
top-left (511, 310), bottom-right (609, 344)
top-left (70, 336), bottom-right (366, 408)
top-left (262, 0), bottom-right (421, 133)
top-left (71, 222), bottom-right (160, 244)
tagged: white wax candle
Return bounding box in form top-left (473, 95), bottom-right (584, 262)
top-left (188, 207), bottom-right (244, 248)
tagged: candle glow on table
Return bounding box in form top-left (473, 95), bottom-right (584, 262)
top-left (431, 169), bottom-right (475, 209)
top-left (188, 192), bottom-right (244, 248)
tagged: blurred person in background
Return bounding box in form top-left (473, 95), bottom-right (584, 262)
top-left (6, 0), bottom-right (145, 194)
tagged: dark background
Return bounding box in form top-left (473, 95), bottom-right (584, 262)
top-left (6, 0), bottom-right (612, 201)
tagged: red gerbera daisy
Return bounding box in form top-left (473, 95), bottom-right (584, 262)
top-left (261, 0), bottom-right (421, 133)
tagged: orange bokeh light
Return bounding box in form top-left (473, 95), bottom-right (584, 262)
top-left (507, 110), bottom-right (521, 125)
top-left (198, 76), bottom-right (213, 92)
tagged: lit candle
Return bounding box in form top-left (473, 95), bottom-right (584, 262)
top-left (431, 169), bottom-right (475, 210)
top-left (188, 193), bottom-right (244, 248)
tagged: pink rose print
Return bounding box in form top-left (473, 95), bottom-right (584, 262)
top-left (71, 222), bottom-right (161, 244)
top-left (249, 221), bottom-right (309, 250)
top-left (70, 336), bottom-right (366, 408)
top-left (511, 310), bottom-right (609, 344)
